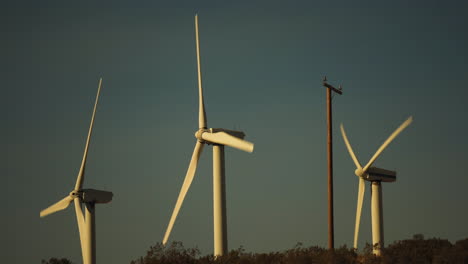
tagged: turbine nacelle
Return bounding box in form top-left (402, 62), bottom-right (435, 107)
top-left (210, 128), bottom-right (246, 139)
top-left (195, 128), bottom-right (246, 141)
top-left (354, 167), bottom-right (396, 182)
top-left (194, 128), bottom-right (253, 153)
top-left (366, 167), bottom-right (396, 183)
top-left (81, 189), bottom-right (114, 204)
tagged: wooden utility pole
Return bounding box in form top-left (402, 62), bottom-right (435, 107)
top-left (323, 76), bottom-right (342, 250)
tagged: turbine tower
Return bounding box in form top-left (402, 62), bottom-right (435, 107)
top-left (340, 116), bottom-right (412, 255)
top-left (40, 78), bottom-right (113, 264)
top-left (162, 14), bottom-right (254, 257)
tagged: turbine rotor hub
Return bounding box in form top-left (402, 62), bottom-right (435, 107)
top-left (355, 168), bottom-right (364, 178)
top-left (69, 190), bottom-right (81, 198)
top-left (194, 128), bottom-right (209, 142)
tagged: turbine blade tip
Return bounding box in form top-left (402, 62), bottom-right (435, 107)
top-left (40, 210), bottom-right (49, 218)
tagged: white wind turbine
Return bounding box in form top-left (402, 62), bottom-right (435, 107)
top-left (162, 14), bottom-right (254, 257)
top-left (40, 78), bottom-right (113, 264)
top-left (340, 116), bottom-right (413, 255)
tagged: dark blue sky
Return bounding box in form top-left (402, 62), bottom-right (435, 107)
top-left (3, 1), bottom-right (468, 263)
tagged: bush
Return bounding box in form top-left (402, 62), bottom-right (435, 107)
top-left (381, 235), bottom-right (453, 264)
top-left (41, 258), bottom-right (74, 264)
top-left (130, 241), bottom-right (200, 264)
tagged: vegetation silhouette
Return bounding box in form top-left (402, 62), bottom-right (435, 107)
top-left (130, 235), bottom-right (468, 264)
top-left (44, 234), bottom-right (468, 264)
top-left (41, 258), bottom-right (75, 264)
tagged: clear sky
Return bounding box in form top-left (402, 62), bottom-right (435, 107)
top-left (3, 0), bottom-right (468, 263)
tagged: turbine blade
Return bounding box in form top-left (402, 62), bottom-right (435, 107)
top-left (40, 195), bottom-right (74, 217)
top-left (201, 131), bottom-right (254, 153)
top-left (74, 198), bottom-right (88, 263)
top-left (353, 177), bottom-right (365, 248)
top-left (163, 141), bottom-right (205, 245)
top-left (362, 116), bottom-right (413, 172)
top-left (74, 78), bottom-right (103, 191)
top-left (195, 14), bottom-right (207, 129)
top-left (340, 123), bottom-right (362, 169)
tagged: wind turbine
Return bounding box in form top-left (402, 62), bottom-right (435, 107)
top-left (162, 14), bottom-right (254, 257)
top-left (340, 116), bottom-right (412, 255)
top-left (40, 78), bottom-right (113, 264)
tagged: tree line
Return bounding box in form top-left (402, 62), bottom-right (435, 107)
top-left (42, 234), bottom-right (468, 264)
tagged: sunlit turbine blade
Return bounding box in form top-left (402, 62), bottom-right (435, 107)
top-left (195, 14), bottom-right (207, 129)
top-left (340, 123), bottom-right (362, 170)
top-left (40, 195), bottom-right (74, 217)
top-left (201, 131), bottom-right (254, 153)
top-left (74, 78), bottom-right (103, 191)
top-left (362, 116), bottom-right (413, 172)
top-left (163, 141), bottom-right (205, 245)
top-left (353, 177), bottom-right (365, 249)
top-left (74, 198), bottom-right (88, 262)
